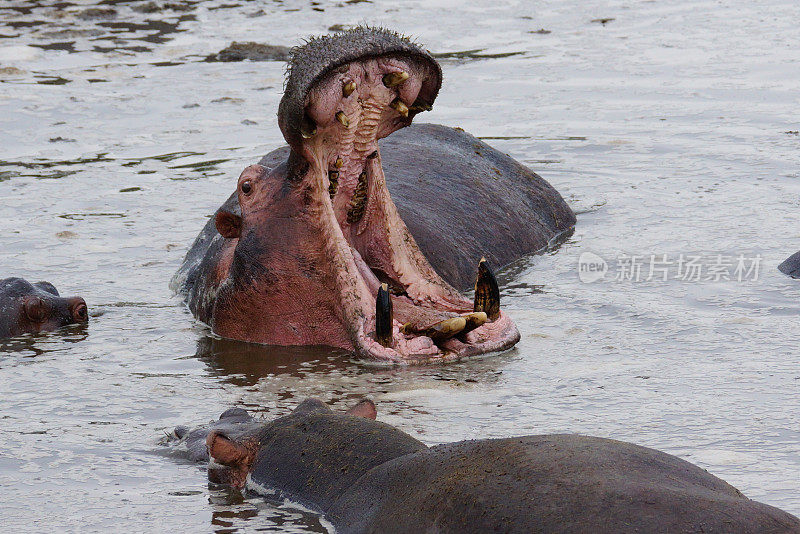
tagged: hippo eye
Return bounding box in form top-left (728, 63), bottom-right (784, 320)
top-left (241, 181), bottom-right (252, 195)
top-left (23, 297), bottom-right (48, 323)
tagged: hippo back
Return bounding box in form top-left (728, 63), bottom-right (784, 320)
top-left (328, 434), bottom-right (800, 534)
top-left (382, 123), bottom-right (575, 289)
top-left (248, 412), bottom-right (427, 513)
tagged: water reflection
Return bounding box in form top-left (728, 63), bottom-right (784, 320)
top-left (209, 484), bottom-right (329, 534)
top-left (194, 336), bottom-right (353, 387)
top-left (0, 322), bottom-right (89, 358)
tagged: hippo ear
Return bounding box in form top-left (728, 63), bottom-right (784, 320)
top-left (207, 431), bottom-right (250, 467)
top-left (345, 399), bottom-right (377, 420)
top-left (215, 210), bottom-right (242, 239)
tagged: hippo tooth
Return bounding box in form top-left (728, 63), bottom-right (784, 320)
top-left (375, 283), bottom-right (393, 347)
top-left (328, 170), bottom-right (339, 198)
top-left (342, 81), bottom-right (356, 98)
top-left (461, 311), bottom-right (488, 334)
top-left (334, 157), bottom-right (343, 169)
top-left (410, 99), bottom-right (433, 113)
top-left (383, 71), bottom-right (409, 87)
top-left (346, 171), bottom-right (369, 224)
top-left (474, 257), bottom-right (500, 321)
top-left (300, 115), bottom-right (317, 139)
top-left (335, 111), bottom-right (350, 128)
top-left (426, 316), bottom-right (467, 342)
top-left (389, 98), bottom-right (409, 118)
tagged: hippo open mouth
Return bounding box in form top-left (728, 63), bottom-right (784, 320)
top-left (275, 30), bottom-right (520, 361)
top-left (178, 28), bottom-right (520, 363)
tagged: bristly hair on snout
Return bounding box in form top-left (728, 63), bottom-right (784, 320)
top-left (278, 25), bottom-right (442, 152)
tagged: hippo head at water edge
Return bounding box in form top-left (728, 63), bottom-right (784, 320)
top-left (172, 399), bottom-right (800, 534)
top-left (198, 27), bottom-right (520, 362)
top-left (0, 277), bottom-right (88, 339)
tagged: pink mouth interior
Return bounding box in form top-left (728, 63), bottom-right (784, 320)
top-left (295, 56), bottom-right (519, 362)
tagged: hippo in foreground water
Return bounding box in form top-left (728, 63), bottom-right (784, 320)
top-left (169, 399), bottom-right (800, 534)
top-left (0, 277), bottom-right (88, 339)
top-left (172, 27), bottom-right (575, 362)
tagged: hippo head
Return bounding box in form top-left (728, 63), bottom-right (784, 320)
top-left (0, 277), bottom-right (88, 339)
top-left (204, 398), bottom-right (385, 490)
top-left (211, 27), bottom-right (519, 362)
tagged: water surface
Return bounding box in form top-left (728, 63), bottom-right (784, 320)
top-left (1, 0), bottom-right (799, 531)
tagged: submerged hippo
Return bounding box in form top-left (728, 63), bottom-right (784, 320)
top-left (779, 251), bottom-right (800, 278)
top-left (172, 27), bottom-right (575, 362)
top-left (0, 277), bottom-right (88, 339)
top-left (170, 399), bottom-right (800, 534)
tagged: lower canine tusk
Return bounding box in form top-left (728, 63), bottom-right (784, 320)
top-left (474, 257), bottom-right (500, 321)
top-left (375, 283), bottom-right (393, 347)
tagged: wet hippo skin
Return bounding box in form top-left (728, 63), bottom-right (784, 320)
top-left (171, 399), bottom-right (800, 534)
top-left (0, 277), bottom-right (88, 339)
top-left (172, 27), bottom-right (574, 361)
top-left (778, 251), bottom-right (800, 278)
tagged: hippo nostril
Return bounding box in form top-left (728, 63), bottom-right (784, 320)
top-left (73, 301), bottom-right (89, 323)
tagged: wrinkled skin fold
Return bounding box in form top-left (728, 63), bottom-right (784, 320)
top-left (167, 400), bottom-right (800, 534)
top-left (173, 27), bottom-right (576, 362)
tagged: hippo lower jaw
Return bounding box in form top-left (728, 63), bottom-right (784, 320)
top-left (287, 57), bottom-right (519, 362)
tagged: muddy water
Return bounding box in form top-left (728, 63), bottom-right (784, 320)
top-left (1, 0), bottom-right (799, 531)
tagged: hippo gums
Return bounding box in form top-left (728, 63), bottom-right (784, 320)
top-left (172, 399), bottom-right (800, 534)
top-left (0, 277), bottom-right (88, 339)
top-left (172, 27), bottom-right (575, 362)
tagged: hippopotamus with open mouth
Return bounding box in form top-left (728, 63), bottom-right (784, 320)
top-left (172, 27), bottom-right (575, 362)
top-left (0, 277), bottom-right (88, 339)
top-left (168, 399), bottom-right (800, 534)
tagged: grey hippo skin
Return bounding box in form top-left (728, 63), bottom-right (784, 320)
top-left (171, 399), bottom-right (800, 534)
top-left (171, 27), bottom-right (573, 361)
top-left (778, 251), bottom-right (800, 278)
top-left (0, 277), bottom-right (88, 339)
